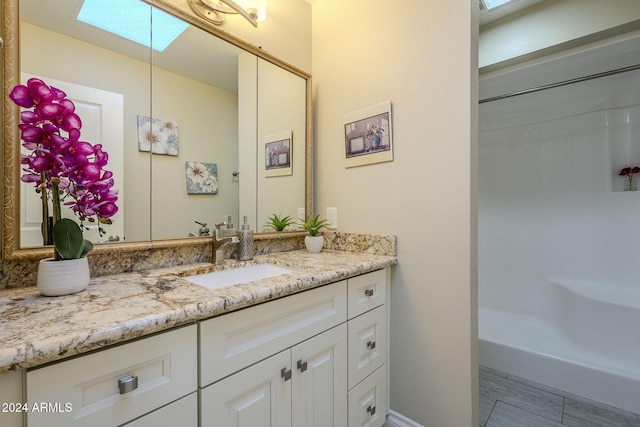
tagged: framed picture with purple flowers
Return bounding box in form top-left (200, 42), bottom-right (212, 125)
top-left (343, 100), bottom-right (393, 168)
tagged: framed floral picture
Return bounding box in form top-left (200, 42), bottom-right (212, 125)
top-left (185, 161), bottom-right (218, 194)
top-left (343, 100), bottom-right (393, 168)
top-left (137, 115), bottom-right (179, 156)
top-left (264, 130), bottom-right (293, 177)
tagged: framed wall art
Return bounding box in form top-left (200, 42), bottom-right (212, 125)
top-left (185, 161), bottom-right (218, 194)
top-left (343, 100), bottom-right (393, 168)
top-left (137, 115), bottom-right (179, 156)
top-left (264, 130), bottom-right (293, 177)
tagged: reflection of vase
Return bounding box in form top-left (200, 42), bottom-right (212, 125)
top-left (371, 134), bottom-right (381, 150)
top-left (304, 236), bottom-right (324, 253)
top-left (624, 175), bottom-right (637, 191)
top-left (37, 257), bottom-right (90, 296)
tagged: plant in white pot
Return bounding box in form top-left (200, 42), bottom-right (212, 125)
top-left (9, 78), bottom-right (119, 296)
top-left (300, 214), bottom-right (329, 253)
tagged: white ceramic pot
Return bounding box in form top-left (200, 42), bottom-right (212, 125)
top-left (37, 257), bottom-right (90, 296)
top-left (304, 235), bottom-right (324, 253)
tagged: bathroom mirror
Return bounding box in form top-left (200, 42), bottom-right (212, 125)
top-left (2, 0), bottom-right (312, 259)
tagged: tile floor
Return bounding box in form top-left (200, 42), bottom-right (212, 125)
top-left (480, 365), bottom-right (640, 427)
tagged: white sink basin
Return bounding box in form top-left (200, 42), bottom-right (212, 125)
top-left (185, 263), bottom-right (295, 290)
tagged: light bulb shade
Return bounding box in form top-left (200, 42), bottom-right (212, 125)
top-left (239, 0), bottom-right (266, 21)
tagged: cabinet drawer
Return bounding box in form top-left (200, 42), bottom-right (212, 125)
top-left (348, 365), bottom-right (387, 427)
top-left (26, 325), bottom-right (197, 427)
top-left (348, 305), bottom-right (386, 389)
top-left (201, 281), bottom-right (347, 386)
top-left (347, 269), bottom-right (387, 319)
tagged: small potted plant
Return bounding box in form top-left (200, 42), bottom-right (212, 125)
top-left (300, 214), bottom-right (330, 253)
top-left (264, 213), bottom-right (295, 232)
top-left (619, 166), bottom-right (640, 191)
top-left (9, 78), bottom-right (118, 296)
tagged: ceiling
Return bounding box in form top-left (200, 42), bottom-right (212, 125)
top-left (21, 0), bottom-right (241, 93)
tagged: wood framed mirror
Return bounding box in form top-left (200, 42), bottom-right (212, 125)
top-left (2, 0), bottom-right (312, 260)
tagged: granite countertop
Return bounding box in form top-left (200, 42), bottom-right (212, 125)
top-left (0, 249), bottom-right (397, 373)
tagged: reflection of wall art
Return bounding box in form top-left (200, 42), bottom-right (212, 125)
top-left (185, 161), bottom-right (218, 194)
top-left (343, 100), bottom-right (393, 168)
top-left (137, 115), bottom-right (179, 156)
top-left (264, 130), bottom-right (293, 177)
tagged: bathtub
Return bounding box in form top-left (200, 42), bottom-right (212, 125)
top-left (479, 277), bottom-right (640, 414)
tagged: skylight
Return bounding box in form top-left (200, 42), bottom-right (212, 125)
top-left (483, 0), bottom-right (515, 10)
top-left (77, 0), bottom-right (188, 52)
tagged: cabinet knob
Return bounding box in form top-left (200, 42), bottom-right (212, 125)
top-left (118, 374), bottom-right (138, 394)
top-left (364, 288), bottom-right (374, 297)
top-left (367, 405), bottom-right (376, 415)
top-left (281, 367), bottom-right (292, 381)
top-left (367, 340), bottom-right (376, 349)
top-left (297, 359), bottom-right (308, 373)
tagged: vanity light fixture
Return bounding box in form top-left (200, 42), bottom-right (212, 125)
top-left (188, 0), bottom-right (266, 28)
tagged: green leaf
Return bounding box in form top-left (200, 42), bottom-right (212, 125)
top-left (80, 239), bottom-right (94, 258)
top-left (52, 218), bottom-right (85, 259)
top-left (300, 214), bottom-right (329, 236)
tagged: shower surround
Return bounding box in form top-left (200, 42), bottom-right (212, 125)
top-left (478, 66), bottom-right (640, 413)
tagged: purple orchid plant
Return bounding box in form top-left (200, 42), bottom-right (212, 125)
top-left (9, 78), bottom-right (118, 259)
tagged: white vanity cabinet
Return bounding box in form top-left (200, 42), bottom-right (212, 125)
top-left (6, 267), bottom-right (390, 427)
top-left (25, 324), bottom-right (198, 427)
top-left (200, 281), bottom-right (348, 427)
top-left (200, 268), bottom-right (390, 427)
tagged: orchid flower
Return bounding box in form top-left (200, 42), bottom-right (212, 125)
top-left (9, 78), bottom-right (118, 253)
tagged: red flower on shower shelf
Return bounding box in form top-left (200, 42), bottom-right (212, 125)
top-left (9, 78), bottom-right (118, 254)
top-left (618, 166), bottom-right (640, 191)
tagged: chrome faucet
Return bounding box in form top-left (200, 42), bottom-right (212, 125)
top-left (212, 222), bottom-right (239, 264)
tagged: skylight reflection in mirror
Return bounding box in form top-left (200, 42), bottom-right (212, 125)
top-left (77, 0), bottom-right (188, 52)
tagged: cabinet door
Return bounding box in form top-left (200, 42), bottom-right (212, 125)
top-left (0, 370), bottom-right (23, 427)
top-left (348, 306), bottom-right (387, 389)
top-left (292, 324), bottom-right (347, 427)
top-left (348, 365), bottom-right (387, 427)
top-left (201, 350), bottom-right (292, 427)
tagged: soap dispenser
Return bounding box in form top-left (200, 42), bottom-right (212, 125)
top-left (238, 216), bottom-right (254, 261)
top-left (223, 215), bottom-right (236, 235)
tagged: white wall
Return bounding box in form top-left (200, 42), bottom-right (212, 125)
top-left (479, 0), bottom-right (640, 69)
top-left (312, 1), bottom-right (478, 426)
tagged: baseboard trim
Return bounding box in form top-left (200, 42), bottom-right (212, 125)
top-left (386, 410), bottom-right (423, 427)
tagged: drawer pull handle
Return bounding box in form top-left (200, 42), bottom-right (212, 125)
top-left (364, 289), bottom-right (374, 297)
top-left (367, 405), bottom-right (376, 415)
top-left (118, 374), bottom-right (138, 394)
top-left (367, 340), bottom-right (376, 349)
top-left (297, 359), bottom-right (308, 373)
top-left (281, 367), bottom-right (292, 381)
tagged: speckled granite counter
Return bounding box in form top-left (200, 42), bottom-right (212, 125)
top-left (0, 249), bottom-right (397, 372)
